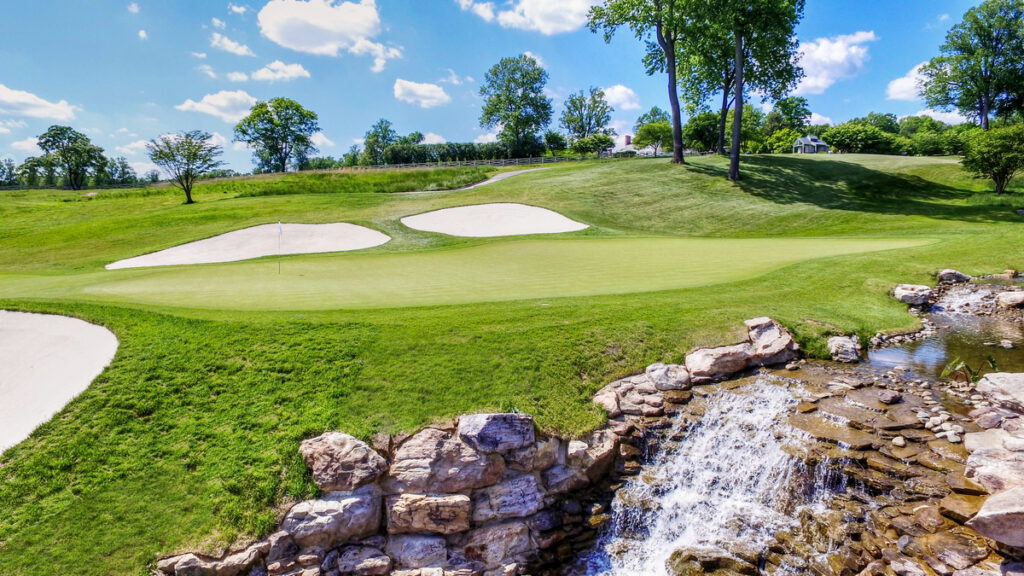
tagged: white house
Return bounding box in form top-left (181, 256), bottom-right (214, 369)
top-left (792, 135), bottom-right (830, 154)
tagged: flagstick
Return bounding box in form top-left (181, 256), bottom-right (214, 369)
top-left (278, 221), bottom-right (282, 275)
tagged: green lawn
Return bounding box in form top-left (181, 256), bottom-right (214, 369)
top-left (0, 154), bottom-right (1021, 576)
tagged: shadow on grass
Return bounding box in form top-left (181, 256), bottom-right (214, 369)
top-left (687, 155), bottom-right (1024, 224)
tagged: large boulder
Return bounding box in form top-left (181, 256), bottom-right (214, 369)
top-left (387, 493), bottom-right (472, 535)
top-left (828, 336), bottom-right (860, 363)
top-left (937, 269), bottom-right (972, 284)
top-left (458, 414), bottom-right (535, 455)
top-left (976, 373), bottom-right (1024, 413)
top-left (967, 485), bottom-right (1024, 547)
top-left (472, 473), bottom-right (545, 523)
top-left (454, 521), bottom-right (532, 571)
top-left (299, 431), bottom-right (388, 493)
top-left (965, 434), bottom-right (1024, 494)
top-left (565, 429), bottom-right (617, 481)
top-left (893, 284), bottom-right (933, 306)
top-left (387, 428), bottom-right (505, 493)
top-left (645, 363), bottom-right (691, 391)
top-left (996, 292), bottom-right (1024, 309)
top-left (745, 317), bottom-right (799, 367)
top-left (282, 485), bottom-right (382, 548)
top-left (685, 343), bottom-right (751, 383)
top-left (385, 535), bottom-right (448, 569)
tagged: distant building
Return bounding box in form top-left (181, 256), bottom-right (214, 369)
top-left (792, 135), bottom-right (830, 154)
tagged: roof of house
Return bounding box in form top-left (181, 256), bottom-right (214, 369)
top-left (794, 135), bottom-right (828, 147)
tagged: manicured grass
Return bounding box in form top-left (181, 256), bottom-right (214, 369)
top-left (0, 154), bottom-right (1022, 576)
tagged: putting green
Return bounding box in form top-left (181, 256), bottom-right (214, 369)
top-left (68, 237), bottom-right (931, 311)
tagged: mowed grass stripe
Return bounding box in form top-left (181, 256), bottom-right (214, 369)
top-left (78, 237), bottom-right (930, 310)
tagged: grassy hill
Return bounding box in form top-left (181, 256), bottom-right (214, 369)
top-left (0, 155), bottom-right (1021, 575)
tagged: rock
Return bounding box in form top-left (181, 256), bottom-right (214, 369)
top-left (454, 521), bottom-right (532, 571)
top-left (828, 336), bottom-right (861, 363)
top-left (566, 430), bottom-right (618, 481)
top-left (282, 485), bottom-right (382, 549)
top-left (878, 389), bottom-right (902, 405)
top-left (214, 544), bottom-right (267, 576)
top-left (458, 414), bottom-right (535, 455)
top-left (996, 292), bottom-right (1024, 309)
top-left (894, 285), bottom-right (933, 306)
top-left (173, 554), bottom-right (212, 576)
top-left (938, 269), bottom-right (972, 284)
top-left (387, 428), bottom-right (504, 493)
top-left (473, 473), bottom-right (545, 523)
top-left (882, 550), bottom-right (929, 576)
top-left (893, 436), bottom-right (907, 447)
top-left (334, 546), bottom-right (391, 576)
top-left (1001, 340), bottom-right (1015, 349)
top-left (745, 317), bottom-right (799, 366)
top-left (966, 485), bottom-right (1024, 547)
top-left (385, 535), bottom-right (448, 569)
top-left (299, 432), bottom-right (389, 493)
top-left (386, 493), bottom-right (471, 535)
top-left (267, 531), bottom-right (299, 564)
top-left (975, 373), bottom-right (1024, 413)
top-left (592, 385), bottom-right (620, 417)
top-left (532, 438), bottom-right (559, 470)
top-left (966, 443), bottom-right (1024, 495)
top-left (789, 413), bottom-right (876, 450)
top-left (645, 363), bottom-right (691, 391)
top-left (541, 464), bottom-right (588, 494)
top-left (666, 546), bottom-right (758, 576)
top-left (685, 343), bottom-right (751, 383)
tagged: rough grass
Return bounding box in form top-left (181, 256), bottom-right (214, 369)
top-left (0, 154), bottom-right (1022, 576)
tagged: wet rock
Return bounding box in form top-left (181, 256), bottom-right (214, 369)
top-left (454, 521), bottom-right (532, 571)
top-left (386, 493), bottom-right (471, 535)
top-left (666, 546), bottom-right (758, 576)
top-left (472, 473), bottom-right (545, 523)
top-left (745, 317), bottom-right (799, 367)
top-left (686, 343), bottom-right (751, 383)
top-left (894, 285), bottom-right (933, 306)
top-left (645, 363), bottom-right (691, 391)
top-left (282, 485), bottom-right (382, 549)
top-left (386, 535), bottom-right (448, 569)
top-left (458, 413), bottom-right (535, 455)
top-left (882, 549), bottom-right (929, 576)
top-left (966, 485), bottom-right (1024, 547)
top-left (975, 373), bottom-right (1024, 413)
top-left (828, 336), bottom-right (861, 363)
top-left (938, 270), bottom-right (972, 284)
top-left (334, 545), bottom-right (391, 576)
top-left (789, 413), bottom-right (876, 450)
top-left (947, 472), bottom-right (987, 496)
top-left (566, 430), bottom-right (618, 481)
top-left (996, 292), bottom-right (1024, 309)
top-left (387, 428), bottom-right (505, 493)
top-left (299, 432), bottom-right (388, 493)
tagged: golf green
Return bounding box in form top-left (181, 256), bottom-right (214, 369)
top-left (69, 236), bottom-right (931, 310)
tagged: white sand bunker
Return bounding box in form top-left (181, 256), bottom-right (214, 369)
top-left (0, 311), bottom-right (119, 452)
top-left (401, 203), bottom-right (588, 238)
top-left (107, 223), bottom-right (390, 269)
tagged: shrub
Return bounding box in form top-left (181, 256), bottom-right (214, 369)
top-left (962, 124), bottom-right (1024, 194)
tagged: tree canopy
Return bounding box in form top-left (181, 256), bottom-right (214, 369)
top-left (361, 119), bottom-right (399, 165)
top-left (479, 54), bottom-right (552, 157)
top-left (147, 131), bottom-right (224, 204)
top-left (962, 123), bottom-right (1024, 193)
top-left (633, 121), bottom-right (674, 155)
top-left (560, 87), bottom-right (615, 141)
top-left (234, 97), bottom-right (319, 173)
top-left (37, 125), bottom-right (107, 191)
top-left (633, 106), bottom-right (671, 132)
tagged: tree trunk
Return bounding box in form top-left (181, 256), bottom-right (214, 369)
top-left (716, 83), bottom-right (730, 155)
top-left (728, 32), bottom-right (744, 181)
top-left (658, 21), bottom-right (685, 165)
top-left (980, 96), bottom-right (990, 130)
top-left (994, 174), bottom-right (1006, 194)
top-left (184, 188), bottom-right (194, 204)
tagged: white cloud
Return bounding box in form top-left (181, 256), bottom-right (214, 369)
top-left (227, 71), bottom-right (249, 82)
top-left (609, 120), bottom-right (629, 148)
top-left (523, 51), bottom-right (544, 67)
top-left (12, 137), bottom-right (41, 154)
top-left (138, 29), bottom-right (148, 40)
top-left (603, 85), bottom-right (640, 111)
top-left (809, 112), bottom-right (833, 125)
top-left (0, 84), bottom-right (76, 120)
top-left (197, 64), bottom-right (217, 79)
top-left (192, 51), bottom-right (208, 59)
top-left (394, 79), bottom-right (451, 108)
top-left (127, 2), bottom-right (140, 14)
top-left (913, 108), bottom-right (968, 125)
top-left (229, 3), bottom-right (248, 15)
top-left (939, 13), bottom-right (950, 22)
top-left (459, 0), bottom-right (602, 35)
top-left (257, 0), bottom-right (402, 71)
top-left (311, 132), bottom-right (335, 147)
top-left (130, 161), bottom-right (160, 175)
top-left (474, 132), bottom-right (498, 144)
top-left (422, 132), bottom-right (446, 144)
top-left (251, 60), bottom-right (310, 82)
top-left (0, 120), bottom-right (27, 134)
top-left (175, 90), bottom-right (256, 122)
top-left (233, 141), bottom-right (253, 151)
top-left (212, 17), bottom-right (227, 29)
top-left (795, 31), bottom-right (878, 95)
top-left (116, 139), bottom-right (150, 156)
top-left (211, 32), bottom-right (255, 57)
top-left (440, 68), bottom-right (472, 85)
top-left (210, 132), bottom-right (229, 147)
top-left (886, 62), bottom-right (926, 101)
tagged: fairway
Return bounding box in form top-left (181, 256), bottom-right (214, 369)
top-left (80, 236), bottom-right (929, 310)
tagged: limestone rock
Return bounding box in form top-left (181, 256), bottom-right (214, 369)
top-left (645, 363), bottom-right (691, 391)
top-left (532, 438), bottom-right (559, 471)
top-left (458, 414), bottom-right (535, 455)
top-left (937, 269), bottom-right (972, 284)
top-left (332, 545), bottom-right (391, 575)
top-left (975, 373), bottom-right (1024, 413)
top-left (455, 521), bottom-right (532, 571)
top-left (566, 430), bottom-right (618, 481)
top-left (213, 544), bottom-right (267, 576)
top-left (541, 464), bottom-right (588, 494)
top-left (473, 473), bottom-right (545, 523)
top-left (666, 546), bottom-right (758, 576)
top-left (387, 428), bottom-right (504, 493)
top-left (592, 385), bottom-right (620, 417)
top-left (894, 285), bottom-right (933, 306)
top-left (828, 336), bottom-right (860, 363)
top-left (299, 432), bottom-right (388, 493)
top-left (967, 485), bottom-right (1024, 547)
top-left (745, 317), bottom-right (799, 367)
top-left (387, 493), bottom-right (471, 535)
top-left (996, 292), bottom-right (1024, 309)
top-left (965, 443), bottom-right (1024, 494)
top-left (282, 485), bottom-right (382, 549)
top-left (386, 535), bottom-right (448, 569)
top-left (173, 554), bottom-right (212, 576)
top-left (685, 343), bottom-right (751, 383)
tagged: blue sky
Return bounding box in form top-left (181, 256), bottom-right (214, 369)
top-left (0, 0), bottom-right (979, 173)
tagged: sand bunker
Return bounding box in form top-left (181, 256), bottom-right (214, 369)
top-left (400, 203), bottom-right (588, 237)
top-left (107, 223), bottom-right (390, 269)
top-left (0, 311), bottom-right (119, 452)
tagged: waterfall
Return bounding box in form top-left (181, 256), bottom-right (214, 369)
top-left (578, 379), bottom-right (838, 576)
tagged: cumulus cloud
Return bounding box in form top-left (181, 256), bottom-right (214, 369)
top-left (192, 51), bottom-right (208, 59)
top-left (913, 108), bottom-right (968, 125)
top-left (229, 3), bottom-right (248, 14)
top-left (795, 31), bottom-right (877, 95)
top-left (116, 140), bottom-right (150, 156)
top-left (0, 120), bottom-right (27, 134)
top-left (197, 64), bottom-right (217, 79)
top-left (0, 84), bottom-right (76, 120)
top-left (422, 132), bottom-right (446, 144)
top-left (603, 85), bottom-right (639, 111)
top-left (456, 0), bottom-right (600, 35)
top-left (12, 137), bottom-right (41, 154)
top-left (474, 132), bottom-right (498, 144)
top-left (127, 2), bottom-right (140, 13)
top-left (394, 79), bottom-right (451, 108)
top-left (251, 61), bottom-right (311, 82)
top-left (257, 0), bottom-right (402, 71)
top-left (440, 68), bottom-right (472, 85)
top-left (809, 112), bottom-right (833, 125)
top-left (130, 161), bottom-right (161, 175)
top-left (311, 132), bottom-right (335, 147)
top-left (456, 0), bottom-right (495, 21)
top-left (227, 71), bottom-right (249, 82)
top-left (175, 90), bottom-right (256, 122)
top-left (138, 29), bottom-right (148, 40)
top-left (886, 63), bottom-right (926, 101)
top-left (523, 51), bottom-right (544, 67)
top-left (210, 132), bottom-right (229, 147)
top-left (212, 17), bottom-right (227, 29)
top-left (211, 32), bottom-right (255, 56)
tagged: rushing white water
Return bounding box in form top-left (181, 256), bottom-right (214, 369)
top-left (579, 379), bottom-right (837, 576)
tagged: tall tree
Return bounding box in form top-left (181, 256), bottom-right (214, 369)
top-left (479, 54), bottom-right (552, 156)
top-left (677, 25), bottom-right (737, 154)
top-left (633, 121), bottom-right (674, 155)
top-left (234, 97), bottom-right (319, 173)
top-left (561, 87), bottom-right (615, 141)
top-left (920, 0), bottom-right (1024, 130)
top-left (361, 119), bottom-right (398, 165)
top-left (146, 131), bottom-right (224, 204)
top-left (633, 106), bottom-right (671, 132)
top-left (37, 125), bottom-right (107, 190)
top-left (852, 112), bottom-right (900, 134)
top-left (590, 0), bottom-right (689, 163)
top-left (773, 96), bottom-right (811, 131)
top-left (544, 130), bottom-right (568, 157)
